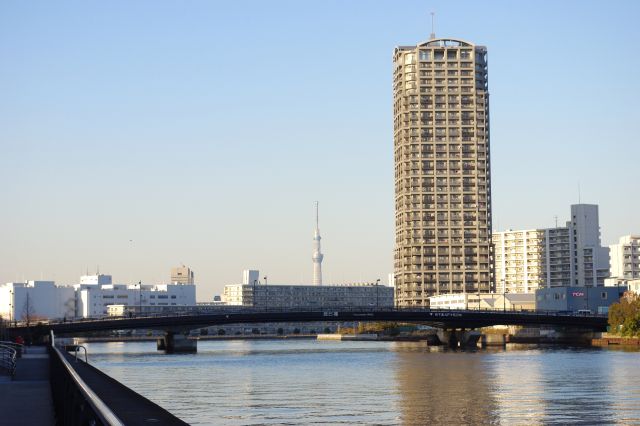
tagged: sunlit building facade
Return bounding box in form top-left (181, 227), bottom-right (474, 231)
top-left (393, 36), bottom-right (492, 306)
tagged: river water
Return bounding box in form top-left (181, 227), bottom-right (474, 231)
top-left (84, 340), bottom-right (640, 425)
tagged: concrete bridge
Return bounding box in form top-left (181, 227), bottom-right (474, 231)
top-left (8, 308), bottom-right (609, 352)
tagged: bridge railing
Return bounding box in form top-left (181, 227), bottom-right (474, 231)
top-left (49, 332), bottom-right (124, 426)
top-left (8, 306), bottom-right (608, 329)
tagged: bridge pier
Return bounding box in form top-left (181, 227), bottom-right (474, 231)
top-left (479, 333), bottom-right (507, 347)
top-left (157, 332), bottom-right (197, 353)
top-left (436, 329), bottom-right (481, 349)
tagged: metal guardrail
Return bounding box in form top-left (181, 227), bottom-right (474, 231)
top-left (0, 343), bottom-right (17, 378)
top-left (49, 332), bottom-right (124, 426)
top-left (0, 341), bottom-right (23, 357)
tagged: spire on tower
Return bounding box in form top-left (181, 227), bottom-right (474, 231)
top-left (312, 201), bottom-right (324, 285)
top-left (430, 11), bottom-right (436, 40)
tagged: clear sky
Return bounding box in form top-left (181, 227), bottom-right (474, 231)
top-left (1, 0), bottom-right (639, 300)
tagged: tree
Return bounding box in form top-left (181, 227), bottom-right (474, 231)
top-left (609, 293), bottom-right (640, 337)
top-left (22, 293), bottom-right (36, 326)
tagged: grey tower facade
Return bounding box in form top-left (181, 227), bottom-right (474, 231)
top-left (393, 37), bottom-right (492, 306)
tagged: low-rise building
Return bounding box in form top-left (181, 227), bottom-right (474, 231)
top-left (223, 269), bottom-right (394, 309)
top-left (535, 286), bottom-right (626, 314)
top-left (0, 267), bottom-right (198, 320)
top-left (75, 282), bottom-right (196, 318)
top-left (0, 281), bottom-right (75, 322)
top-left (428, 293), bottom-right (535, 311)
top-left (222, 283), bottom-right (393, 309)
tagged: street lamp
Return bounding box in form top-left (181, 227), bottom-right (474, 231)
top-left (502, 279), bottom-right (506, 312)
top-left (253, 279), bottom-right (257, 308)
top-left (263, 276), bottom-right (268, 312)
top-left (138, 281), bottom-right (142, 316)
top-left (8, 289), bottom-right (13, 324)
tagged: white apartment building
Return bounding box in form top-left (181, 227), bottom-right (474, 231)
top-left (0, 281), bottom-right (75, 322)
top-left (609, 235), bottom-right (640, 281)
top-left (493, 204), bottom-right (610, 293)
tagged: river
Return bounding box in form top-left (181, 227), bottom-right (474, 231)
top-left (84, 340), bottom-right (640, 425)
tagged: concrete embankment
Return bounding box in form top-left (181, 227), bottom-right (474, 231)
top-left (317, 333), bottom-right (379, 341)
top-left (592, 334), bottom-right (640, 347)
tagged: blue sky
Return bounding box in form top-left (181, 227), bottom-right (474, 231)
top-left (1, 1), bottom-right (639, 300)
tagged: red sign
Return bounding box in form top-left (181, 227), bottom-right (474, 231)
top-left (572, 292), bottom-right (585, 297)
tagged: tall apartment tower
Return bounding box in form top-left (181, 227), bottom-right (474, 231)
top-left (393, 36), bottom-right (492, 306)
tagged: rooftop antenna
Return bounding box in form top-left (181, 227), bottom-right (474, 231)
top-left (430, 12), bottom-right (436, 40)
top-left (578, 182), bottom-right (581, 204)
top-left (554, 215), bottom-right (558, 228)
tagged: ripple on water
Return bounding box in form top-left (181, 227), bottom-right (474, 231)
top-left (85, 341), bottom-right (640, 425)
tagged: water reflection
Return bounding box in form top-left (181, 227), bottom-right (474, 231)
top-left (84, 341), bottom-right (640, 425)
top-left (392, 343), bottom-right (498, 425)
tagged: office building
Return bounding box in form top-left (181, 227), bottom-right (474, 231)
top-left (75, 281), bottom-right (196, 318)
top-left (393, 34), bottom-right (492, 306)
top-left (493, 204), bottom-right (610, 293)
top-left (0, 281), bottom-right (75, 322)
top-left (535, 286), bottom-right (625, 314)
top-left (171, 265), bottom-right (195, 284)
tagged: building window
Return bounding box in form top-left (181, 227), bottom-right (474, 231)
top-left (601, 292), bottom-right (607, 300)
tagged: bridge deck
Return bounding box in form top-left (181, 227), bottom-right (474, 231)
top-left (0, 346), bottom-right (55, 425)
